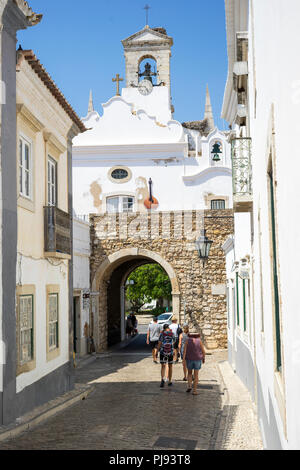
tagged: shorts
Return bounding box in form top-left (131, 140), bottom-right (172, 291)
top-left (160, 353), bottom-right (174, 364)
top-left (173, 339), bottom-right (179, 349)
top-left (150, 340), bottom-right (158, 350)
top-left (186, 359), bottom-right (202, 371)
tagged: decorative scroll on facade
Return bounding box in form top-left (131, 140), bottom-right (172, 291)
top-left (231, 138), bottom-right (252, 197)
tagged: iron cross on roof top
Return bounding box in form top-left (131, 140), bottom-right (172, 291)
top-left (144, 4), bottom-right (150, 26)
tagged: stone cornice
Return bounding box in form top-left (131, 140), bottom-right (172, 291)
top-left (72, 142), bottom-right (187, 162)
top-left (2, 0), bottom-right (42, 35)
top-left (13, 0), bottom-right (42, 25)
top-left (122, 26), bottom-right (173, 47)
top-left (16, 103), bottom-right (45, 132)
top-left (43, 131), bottom-right (67, 155)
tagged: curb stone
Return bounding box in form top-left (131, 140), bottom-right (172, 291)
top-left (215, 360), bottom-right (264, 450)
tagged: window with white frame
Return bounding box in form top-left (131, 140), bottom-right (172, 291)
top-left (19, 295), bottom-right (34, 364)
top-left (19, 136), bottom-right (32, 199)
top-left (48, 293), bottom-right (59, 350)
top-left (48, 156), bottom-right (57, 206)
top-left (106, 196), bottom-right (135, 213)
top-left (211, 199), bottom-right (225, 210)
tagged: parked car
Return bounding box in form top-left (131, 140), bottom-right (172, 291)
top-left (151, 312), bottom-right (173, 326)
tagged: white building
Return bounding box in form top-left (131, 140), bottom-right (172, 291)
top-left (0, 0), bottom-right (41, 427)
top-left (14, 47), bottom-right (85, 420)
top-left (73, 216), bottom-right (90, 357)
top-left (222, 0), bottom-right (300, 450)
top-left (72, 26), bottom-right (233, 220)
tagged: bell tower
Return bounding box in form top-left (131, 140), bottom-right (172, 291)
top-left (122, 26), bottom-right (173, 89)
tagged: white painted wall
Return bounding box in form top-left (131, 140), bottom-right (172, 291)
top-left (73, 217), bottom-right (90, 355)
top-left (72, 95), bottom-right (232, 218)
top-left (16, 255), bottom-right (69, 393)
top-left (222, 0), bottom-right (300, 450)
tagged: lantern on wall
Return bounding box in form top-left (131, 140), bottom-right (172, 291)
top-left (195, 230), bottom-right (213, 266)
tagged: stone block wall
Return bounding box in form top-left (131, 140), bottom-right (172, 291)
top-left (90, 210), bottom-right (233, 350)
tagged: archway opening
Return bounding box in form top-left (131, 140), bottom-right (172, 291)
top-left (92, 248), bottom-right (181, 352)
top-left (107, 260), bottom-right (172, 347)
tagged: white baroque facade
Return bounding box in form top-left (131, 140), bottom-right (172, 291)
top-left (72, 26), bottom-right (233, 220)
top-left (222, 0), bottom-right (300, 450)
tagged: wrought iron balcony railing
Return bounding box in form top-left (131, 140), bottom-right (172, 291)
top-left (231, 137), bottom-right (253, 211)
top-left (44, 206), bottom-right (71, 258)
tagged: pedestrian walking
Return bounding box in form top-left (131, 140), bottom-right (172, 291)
top-left (146, 317), bottom-right (162, 363)
top-left (169, 317), bottom-right (182, 362)
top-left (182, 326), bottom-right (206, 395)
top-left (157, 324), bottom-right (175, 388)
top-left (178, 323), bottom-right (189, 381)
top-left (126, 312), bottom-right (137, 338)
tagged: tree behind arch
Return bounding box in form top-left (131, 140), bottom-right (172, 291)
top-left (126, 264), bottom-right (172, 313)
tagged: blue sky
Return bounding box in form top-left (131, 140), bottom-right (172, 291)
top-left (18, 0), bottom-right (228, 129)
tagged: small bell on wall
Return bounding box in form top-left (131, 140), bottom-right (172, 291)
top-left (211, 142), bottom-right (222, 162)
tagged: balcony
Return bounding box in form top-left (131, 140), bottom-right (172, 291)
top-left (44, 206), bottom-right (71, 259)
top-left (231, 138), bottom-right (253, 212)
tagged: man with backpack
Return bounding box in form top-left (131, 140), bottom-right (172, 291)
top-left (157, 324), bottom-right (175, 388)
top-left (146, 317), bottom-right (162, 363)
top-left (169, 317), bottom-right (182, 363)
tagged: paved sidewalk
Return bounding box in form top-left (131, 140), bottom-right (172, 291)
top-left (0, 348), bottom-right (263, 450)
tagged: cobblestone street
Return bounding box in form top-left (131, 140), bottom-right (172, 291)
top-left (0, 325), bottom-right (263, 450)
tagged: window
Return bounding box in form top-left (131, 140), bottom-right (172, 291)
top-left (48, 293), bottom-right (59, 350)
top-left (19, 136), bottom-right (32, 198)
top-left (211, 199), bottom-right (225, 210)
top-left (235, 273), bottom-right (240, 326)
top-left (268, 167), bottom-right (282, 372)
top-left (243, 279), bottom-right (247, 332)
top-left (106, 196), bottom-right (135, 213)
top-left (111, 169), bottom-right (129, 180)
top-left (19, 295), bottom-right (34, 364)
top-left (108, 166), bottom-right (132, 184)
top-left (48, 157), bottom-right (57, 206)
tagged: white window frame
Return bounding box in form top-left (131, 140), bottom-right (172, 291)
top-left (47, 156), bottom-right (57, 207)
top-left (211, 199), bottom-right (226, 210)
top-left (19, 294), bottom-right (34, 365)
top-left (19, 134), bottom-right (33, 200)
top-left (106, 195), bottom-right (135, 213)
top-left (48, 293), bottom-right (59, 351)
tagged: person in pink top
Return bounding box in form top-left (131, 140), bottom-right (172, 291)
top-left (182, 325), bottom-right (206, 395)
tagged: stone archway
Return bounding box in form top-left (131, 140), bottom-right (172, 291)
top-left (91, 248), bottom-right (180, 352)
top-left (90, 210), bottom-right (234, 352)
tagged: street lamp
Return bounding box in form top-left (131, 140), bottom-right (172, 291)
top-left (195, 229), bottom-right (213, 266)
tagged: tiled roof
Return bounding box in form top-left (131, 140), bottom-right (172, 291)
top-left (16, 49), bottom-right (86, 134)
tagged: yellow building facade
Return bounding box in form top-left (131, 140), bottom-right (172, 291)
top-left (15, 49), bottom-right (85, 404)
